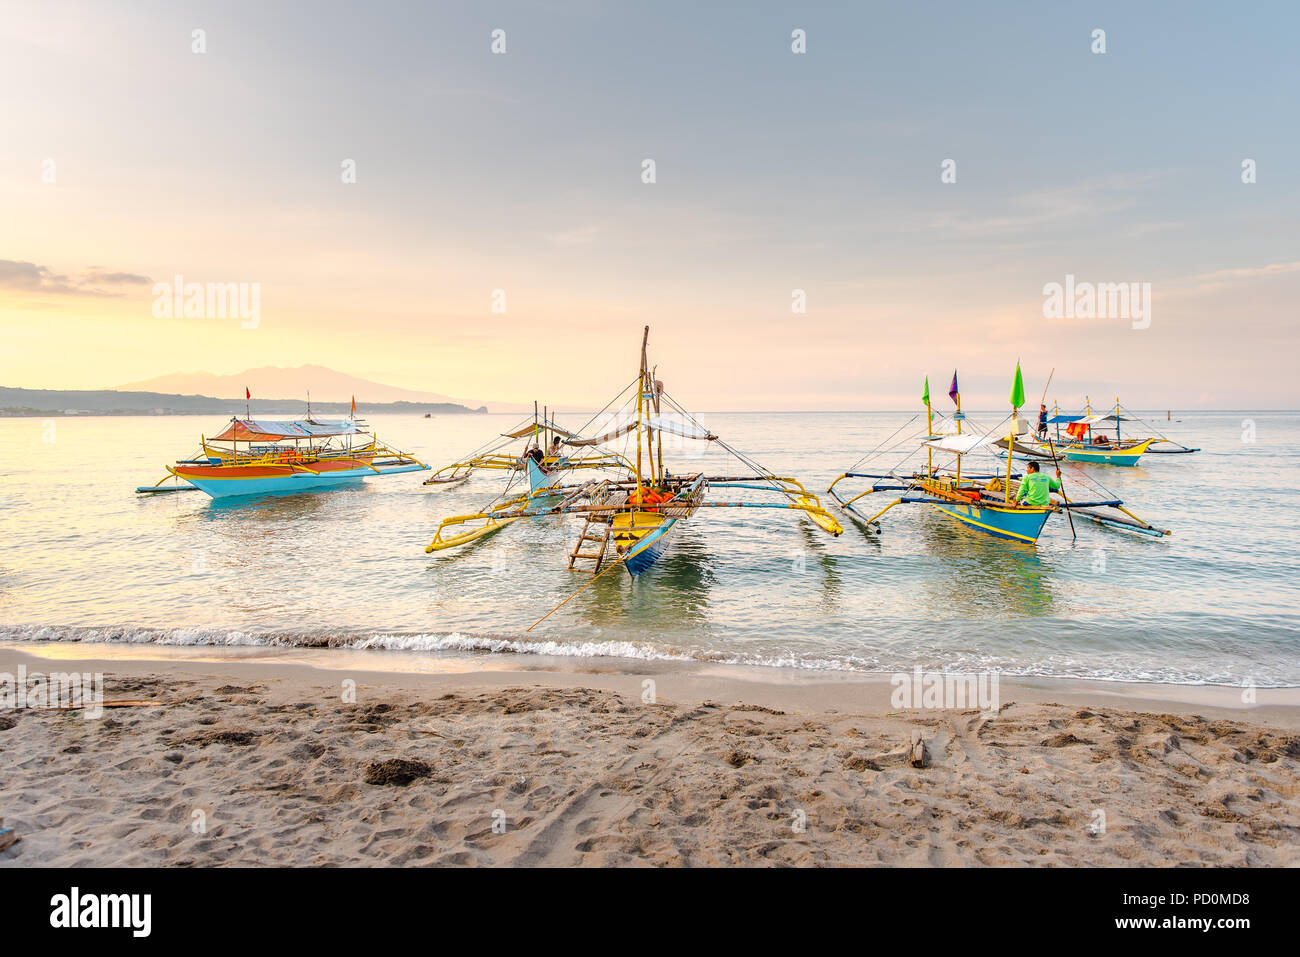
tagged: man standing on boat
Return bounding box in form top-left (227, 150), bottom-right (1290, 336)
top-left (1013, 461), bottom-right (1062, 507)
top-left (1037, 403), bottom-right (1048, 439)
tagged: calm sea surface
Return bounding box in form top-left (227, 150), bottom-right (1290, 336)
top-left (1, 411), bottom-right (1297, 686)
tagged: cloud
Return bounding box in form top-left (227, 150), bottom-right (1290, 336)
top-left (927, 172), bottom-right (1165, 238)
top-left (1169, 260), bottom-right (1300, 298)
top-left (545, 225), bottom-right (601, 247)
top-left (0, 259), bottom-right (151, 297)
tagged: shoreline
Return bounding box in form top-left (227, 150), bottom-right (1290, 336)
top-left (4, 642), bottom-right (1299, 720)
top-left (3, 642), bottom-right (1298, 866)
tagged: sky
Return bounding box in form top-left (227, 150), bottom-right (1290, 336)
top-left (1, 0), bottom-right (1298, 410)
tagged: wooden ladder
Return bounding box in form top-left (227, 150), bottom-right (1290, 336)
top-left (568, 514), bottom-right (613, 573)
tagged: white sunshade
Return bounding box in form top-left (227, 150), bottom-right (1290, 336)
top-left (562, 415), bottom-right (716, 446)
top-left (563, 421), bottom-right (637, 447)
top-left (923, 434), bottom-right (996, 455)
top-left (647, 415), bottom-right (717, 440)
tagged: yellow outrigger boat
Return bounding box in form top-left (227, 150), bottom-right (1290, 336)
top-left (425, 326), bottom-right (842, 576)
top-left (422, 403), bottom-right (626, 487)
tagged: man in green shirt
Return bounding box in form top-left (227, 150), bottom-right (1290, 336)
top-left (1014, 461), bottom-right (1062, 507)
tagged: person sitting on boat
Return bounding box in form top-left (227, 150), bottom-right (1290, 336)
top-left (1037, 404), bottom-right (1048, 438)
top-left (525, 444), bottom-right (545, 469)
top-left (1013, 461), bottom-right (1061, 508)
top-left (1093, 433), bottom-right (1111, 447)
top-left (548, 435), bottom-right (563, 459)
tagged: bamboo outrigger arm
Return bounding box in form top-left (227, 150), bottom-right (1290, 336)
top-left (426, 490), bottom-right (844, 554)
top-left (698, 500), bottom-right (843, 535)
top-left (424, 450), bottom-right (634, 486)
top-left (1052, 495), bottom-right (1171, 537)
top-left (425, 491), bottom-right (536, 552)
top-left (826, 472), bottom-right (851, 495)
top-left (136, 470), bottom-right (202, 494)
top-left (705, 475), bottom-right (842, 535)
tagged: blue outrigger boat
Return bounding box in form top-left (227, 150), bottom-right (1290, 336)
top-left (136, 410), bottom-right (428, 499)
top-left (827, 366), bottom-right (1170, 543)
top-left (426, 327), bottom-right (843, 579)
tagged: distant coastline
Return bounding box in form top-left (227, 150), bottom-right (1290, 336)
top-left (0, 386), bottom-right (486, 417)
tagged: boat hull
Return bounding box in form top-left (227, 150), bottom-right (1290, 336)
top-left (613, 510), bottom-right (679, 576)
top-left (171, 460), bottom-right (427, 499)
top-left (929, 500), bottom-right (1052, 543)
top-left (1060, 438), bottom-right (1154, 466)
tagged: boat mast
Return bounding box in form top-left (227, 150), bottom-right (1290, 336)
top-left (652, 366), bottom-right (664, 483)
top-left (923, 376), bottom-right (933, 477)
top-left (1007, 362), bottom-right (1025, 496)
top-left (635, 326), bottom-right (648, 498)
top-left (953, 372), bottom-right (962, 485)
top-left (1006, 406), bottom-right (1016, 494)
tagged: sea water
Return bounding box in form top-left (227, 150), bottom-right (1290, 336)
top-left (1, 411), bottom-right (1296, 686)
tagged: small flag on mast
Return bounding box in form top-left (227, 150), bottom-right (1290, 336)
top-left (1010, 362), bottom-right (1026, 410)
top-left (351, 395), bottom-right (356, 415)
top-left (245, 387), bottom-right (250, 400)
top-left (948, 371), bottom-right (959, 407)
top-left (921, 376), bottom-right (930, 406)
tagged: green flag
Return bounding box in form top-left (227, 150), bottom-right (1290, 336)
top-left (1010, 363), bottom-right (1025, 409)
top-left (922, 375), bottom-right (930, 406)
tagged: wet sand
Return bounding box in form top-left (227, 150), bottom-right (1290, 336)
top-left (1, 645), bottom-right (1297, 866)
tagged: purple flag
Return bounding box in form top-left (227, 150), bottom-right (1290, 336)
top-left (948, 371), bottom-right (959, 406)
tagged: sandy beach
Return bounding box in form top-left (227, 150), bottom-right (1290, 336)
top-left (1, 644), bottom-right (1297, 867)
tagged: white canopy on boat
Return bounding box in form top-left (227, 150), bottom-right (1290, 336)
top-left (211, 418), bottom-right (364, 441)
top-left (563, 415), bottom-right (717, 446)
top-left (647, 415), bottom-right (717, 441)
top-left (923, 434), bottom-right (996, 454)
top-left (502, 418), bottom-right (579, 440)
top-left (563, 421), bottom-right (637, 447)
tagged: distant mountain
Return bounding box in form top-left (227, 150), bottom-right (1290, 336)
top-left (0, 386), bottom-right (485, 417)
top-left (117, 364), bottom-right (525, 412)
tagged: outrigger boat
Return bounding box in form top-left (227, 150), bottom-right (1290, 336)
top-left (422, 403), bottom-right (627, 487)
top-left (826, 367), bottom-right (1170, 543)
top-left (1036, 396), bottom-right (1200, 465)
top-left (136, 406), bottom-right (428, 498)
top-left (425, 326), bottom-right (843, 577)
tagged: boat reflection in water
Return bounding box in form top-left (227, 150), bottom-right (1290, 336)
top-left (915, 517), bottom-right (1056, 617)
top-left (569, 533), bottom-right (716, 636)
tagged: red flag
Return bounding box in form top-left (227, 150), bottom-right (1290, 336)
top-left (351, 395), bottom-right (356, 414)
top-left (245, 387), bottom-right (251, 400)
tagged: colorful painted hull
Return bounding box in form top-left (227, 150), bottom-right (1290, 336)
top-left (1060, 438), bottom-right (1154, 466)
top-left (614, 511), bottom-right (680, 576)
top-left (171, 459), bottom-right (427, 499)
top-left (929, 500), bottom-right (1052, 544)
